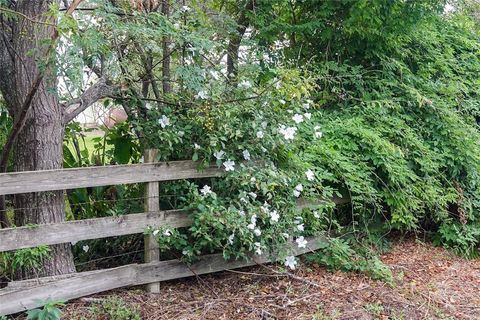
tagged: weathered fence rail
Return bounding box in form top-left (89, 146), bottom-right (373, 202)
top-left (0, 156), bottom-right (346, 316)
top-left (0, 209), bottom-right (191, 252)
top-left (0, 236), bottom-right (326, 315)
top-left (0, 160), bottom-right (221, 196)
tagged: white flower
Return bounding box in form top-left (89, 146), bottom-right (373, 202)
top-left (293, 184), bottom-right (303, 197)
top-left (243, 150), bottom-right (251, 161)
top-left (261, 121), bottom-right (268, 129)
top-left (248, 192), bottom-right (257, 199)
top-left (261, 146), bottom-right (267, 153)
top-left (210, 70), bottom-right (220, 80)
top-left (302, 103), bottom-right (310, 109)
top-left (239, 210), bottom-right (245, 216)
top-left (254, 242), bottom-right (262, 255)
top-left (228, 233), bottom-right (235, 245)
top-left (158, 115), bottom-right (170, 128)
top-left (270, 210), bottom-right (280, 223)
top-left (314, 125), bottom-right (321, 131)
top-left (214, 150), bottom-right (225, 160)
top-left (287, 109), bottom-right (293, 114)
top-left (279, 126), bottom-right (297, 141)
top-left (305, 169), bottom-right (315, 181)
top-left (238, 80), bottom-right (252, 89)
top-left (194, 143), bottom-right (201, 150)
top-left (247, 215), bottom-right (257, 229)
top-left (260, 202), bottom-right (270, 213)
top-left (296, 236), bottom-right (308, 248)
top-left (82, 245), bottom-right (89, 253)
top-left (223, 160), bottom-right (235, 171)
top-left (315, 131), bottom-right (323, 139)
top-left (284, 256), bottom-right (297, 270)
top-left (180, 5), bottom-right (191, 12)
top-left (313, 211), bottom-right (320, 218)
top-left (256, 131), bottom-right (264, 139)
top-left (173, 23), bottom-right (180, 29)
top-left (152, 229), bottom-right (160, 236)
top-left (279, 99), bottom-right (286, 105)
top-left (254, 228), bottom-right (262, 236)
top-left (195, 90), bottom-right (209, 100)
top-left (297, 223), bottom-right (304, 231)
top-left (292, 114), bottom-right (304, 124)
top-left (304, 112), bottom-right (312, 120)
top-left (200, 185), bottom-right (212, 196)
top-left (164, 229), bottom-right (172, 236)
top-left (250, 177), bottom-right (256, 183)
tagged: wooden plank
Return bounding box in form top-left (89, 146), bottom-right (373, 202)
top-left (0, 236), bottom-right (328, 316)
top-left (0, 209), bottom-right (192, 252)
top-left (0, 160), bottom-right (222, 196)
top-left (0, 196), bottom-right (348, 252)
top-left (0, 264), bottom-right (137, 315)
top-left (143, 149), bottom-right (161, 293)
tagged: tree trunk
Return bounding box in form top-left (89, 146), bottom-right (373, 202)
top-left (162, 0), bottom-right (171, 94)
top-left (0, 1), bottom-right (75, 279)
top-left (226, 0), bottom-right (254, 80)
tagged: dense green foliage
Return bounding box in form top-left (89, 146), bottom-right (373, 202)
top-left (292, 1), bottom-right (480, 257)
top-left (59, 0), bottom-right (480, 269)
top-left (2, 0), bottom-right (479, 282)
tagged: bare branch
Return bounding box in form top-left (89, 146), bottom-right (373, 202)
top-left (63, 77), bottom-right (118, 123)
top-left (0, 7), bottom-right (56, 26)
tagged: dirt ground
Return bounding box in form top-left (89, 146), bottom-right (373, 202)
top-left (60, 238), bottom-right (479, 320)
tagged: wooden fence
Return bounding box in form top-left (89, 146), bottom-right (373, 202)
top-left (0, 152), bottom-right (347, 316)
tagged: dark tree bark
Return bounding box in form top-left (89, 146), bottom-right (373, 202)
top-left (0, 1), bottom-right (76, 279)
top-left (161, 0), bottom-right (171, 94)
top-left (226, 0), bottom-right (254, 80)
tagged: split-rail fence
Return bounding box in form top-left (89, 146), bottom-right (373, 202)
top-left (0, 150), bottom-right (347, 315)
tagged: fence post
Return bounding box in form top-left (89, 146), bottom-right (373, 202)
top-left (144, 149), bottom-right (161, 293)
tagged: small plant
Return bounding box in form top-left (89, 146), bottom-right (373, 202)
top-left (312, 306), bottom-right (335, 320)
top-left (26, 299), bottom-right (64, 320)
top-left (435, 222), bottom-right (480, 258)
top-left (305, 237), bottom-right (393, 283)
top-left (365, 303), bottom-right (384, 316)
top-left (89, 297), bottom-right (141, 320)
top-left (0, 246), bottom-right (51, 279)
